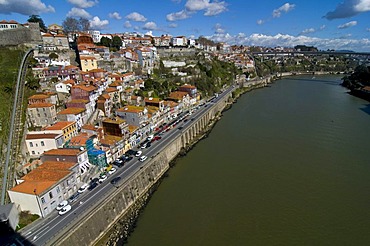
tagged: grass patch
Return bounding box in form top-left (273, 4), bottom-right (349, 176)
top-left (17, 211), bottom-right (40, 231)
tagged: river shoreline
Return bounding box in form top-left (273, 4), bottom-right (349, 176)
top-left (97, 71), bottom-right (343, 245)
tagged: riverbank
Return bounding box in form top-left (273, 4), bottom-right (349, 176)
top-left (95, 82), bottom-right (269, 245)
top-left (126, 74), bottom-right (370, 246)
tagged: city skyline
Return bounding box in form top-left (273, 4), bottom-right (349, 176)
top-left (0, 0), bottom-right (370, 51)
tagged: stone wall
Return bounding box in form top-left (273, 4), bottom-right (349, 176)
top-left (0, 23), bottom-right (42, 47)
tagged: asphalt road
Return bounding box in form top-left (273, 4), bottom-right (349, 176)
top-left (19, 85), bottom-right (235, 246)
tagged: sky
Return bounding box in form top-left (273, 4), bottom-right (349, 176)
top-left (1, 0), bottom-right (370, 51)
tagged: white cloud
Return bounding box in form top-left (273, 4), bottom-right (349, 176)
top-left (134, 26), bottom-right (140, 31)
top-left (338, 21), bottom-right (357, 29)
top-left (67, 7), bottom-right (92, 19)
top-left (145, 31), bottom-right (153, 36)
top-left (205, 1), bottom-right (227, 16)
top-left (325, 0), bottom-right (370, 19)
top-left (67, 0), bottom-right (98, 8)
top-left (272, 3), bottom-right (295, 18)
top-left (142, 21), bottom-right (157, 30)
top-left (0, 0), bottom-right (55, 15)
top-left (213, 23), bottom-right (225, 34)
top-left (109, 12), bottom-right (121, 20)
top-left (319, 25), bottom-right (326, 30)
top-left (207, 32), bottom-right (370, 52)
top-left (300, 28), bottom-right (316, 35)
top-left (185, 0), bottom-right (227, 16)
top-left (367, 28), bottom-right (370, 32)
top-left (257, 19), bottom-right (265, 25)
top-left (168, 23), bottom-right (178, 28)
top-left (125, 12), bottom-right (147, 22)
top-left (166, 10), bottom-right (192, 21)
top-left (89, 16), bottom-right (109, 30)
top-left (124, 21), bottom-right (132, 28)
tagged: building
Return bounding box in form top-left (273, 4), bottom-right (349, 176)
top-left (102, 118), bottom-right (129, 138)
top-left (116, 105), bottom-right (148, 127)
top-left (27, 103), bottom-right (57, 127)
top-left (57, 108), bottom-right (87, 130)
top-left (26, 133), bottom-right (64, 158)
top-left (8, 161), bottom-right (80, 218)
top-left (0, 203), bottom-right (19, 232)
top-left (80, 55), bottom-right (98, 72)
top-left (41, 148), bottom-right (91, 175)
top-left (0, 20), bottom-right (19, 31)
top-left (44, 121), bottom-right (78, 143)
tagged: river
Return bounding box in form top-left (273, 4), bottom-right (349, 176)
top-left (126, 75), bottom-right (370, 245)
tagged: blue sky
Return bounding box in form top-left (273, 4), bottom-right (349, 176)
top-left (1, 0), bottom-right (370, 51)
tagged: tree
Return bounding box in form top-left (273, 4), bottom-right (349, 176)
top-left (112, 36), bottom-right (122, 50)
top-left (28, 15), bottom-right (46, 31)
top-left (78, 17), bottom-right (90, 32)
top-left (100, 37), bottom-right (111, 47)
top-left (48, 53), bottom-right (58, 60)
top-left (62, 17), bottom-right (79, 34)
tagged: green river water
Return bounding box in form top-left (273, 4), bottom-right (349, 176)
top-left (126, 75), bottom-right (370, 246)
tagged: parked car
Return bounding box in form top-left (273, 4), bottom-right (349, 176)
top-left (139, 155), bottom-right (147, 162)
top-left (147, 134), bottom-right (154, 141)
top-left (88, 182), bottom-right (98, 191)
top-left (111, 176), bottom-right (122, 185)
top-left (99, 174), bottom-right (107, 183)
top-left (58, 204), bottom-right (72, 215)
top-left (78, 183), bottom-right (88, 193)
top-left (108, 167), bottom-right (117, 175)
top-left (68, 193), bottom-right (80, 203)
top-left (140, 142), bottom-right (148, 149)
top-left (135, 150), bottom-right (142, 157)
top-left (56, 200), bottom-right (68, 211)
top-left (90, 178), bottom-right (99, 185)
top-left (126, 149), bottom-right (137, 156)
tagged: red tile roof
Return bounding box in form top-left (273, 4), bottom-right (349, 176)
top-left (45, 121), bottom-right (75, 130)
top-left (57, 107), bottom-right (86, 115)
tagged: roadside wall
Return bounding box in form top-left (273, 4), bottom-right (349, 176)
top-left (49, 91), bottom-right (232, 246)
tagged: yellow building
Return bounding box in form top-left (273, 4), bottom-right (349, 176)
top-left (80, 55), bottom-right (98, 72)
top-left (45, 121), bottom-right (78, 143)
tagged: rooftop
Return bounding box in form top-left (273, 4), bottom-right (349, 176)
top-left (45, 121), bottom-right (75, 130)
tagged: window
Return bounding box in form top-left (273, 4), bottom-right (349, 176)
top-left (41, 141), bottom-right (45, 146)
top-left (41, 197), bottom-right (45, 204)
top-left (49, 192), bottom-right (53, 199)
top-left (31, 151), bottom-right (35, 155)
top-left (56, 187), bottom-right (60, 193)
top-left (29, 142), bottom-right (33, 147)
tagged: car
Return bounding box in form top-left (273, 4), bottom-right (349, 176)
top-left (124, 156), bottom-right (133, 162)
top-left (108, 167), bottom-right (117, 175)
top-left (140, 142), bottom-right (148, 149)
top-left (56, 200), bottom-right (68, 211)
top-left (77, 183), bottom-right (88, 193)
top-left (178, 126), bottom-right (184, 130)
top-left (68, 193), bottom-right (80, 203)
top-left (98, 174), bottom-right (107, 183)
top-left (153, 136), bottom-right (162, 141)
top-left (111, 176), bottom-right (122, 185)
top-left (115, 161), bottom-right (125, 168)
top-left (146, 142), bottom-right (151, 148)
top-left (135, 150), bottom-right (142, 157)
top-left (88, 182), bottom-right (98, 191)
top-left (147, 134), bottom-right (154, 141)
top-left (114, 159), bottom-right (124, 166)
top-left (126, 149), bottom-right (137, 156)
top-left (139, 155), bottom-right (147, 162)
top-left (58, 204), bottom-right (72, 215)
top-left (90, 178), bottom-right (99, 185)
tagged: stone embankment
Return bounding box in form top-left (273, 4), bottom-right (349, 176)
top-left (50, 89), bottom-right (232, 246)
